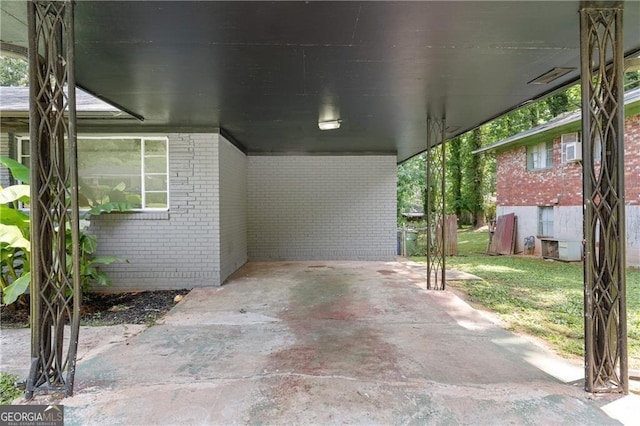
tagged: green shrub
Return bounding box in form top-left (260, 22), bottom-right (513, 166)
top-left (1, 157), bottom-right (130, 306)
top-left (0, 373), bottom-right (22, 404)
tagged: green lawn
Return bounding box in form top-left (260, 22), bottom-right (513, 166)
top-left (414, 227), bottom-right (640, 370)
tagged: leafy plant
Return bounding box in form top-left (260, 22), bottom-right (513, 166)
top-left (67, 227), bottom-right (127, 290)
top-left (79, 178), bottom-right (139, 214)
top-left (0, 159), bottom-right (31, 307)
top-left (1, 157), bottom-right (130, 306)
top-left (0, 373), bottom-right (22, 404)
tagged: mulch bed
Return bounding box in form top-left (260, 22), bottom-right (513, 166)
top-left (0, 289), bottom-right (191, 327)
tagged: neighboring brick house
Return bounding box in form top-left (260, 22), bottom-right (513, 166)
top-left (475, 87), bottom-right (640, 267)
top-left (1, 87), bottom-right (397, 291)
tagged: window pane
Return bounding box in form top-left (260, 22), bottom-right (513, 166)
top-left (538, 207), bottom-right (554, 236)
top-left (124, 193), bottom-right (143, 209)
top-left (533, 144), bottom-right (542, 168)
top-left (78, 138), bottom-right (142, 206)
top-left (145, 156), bottom-right (167, 173)
top-left (19, 136), bottom-right (169, 211)
top-left (145, 140), bottom-right (166, 154)
top-left (145, 175), bottom-right (167, 191)
top-left (145, 192), bottom-right (167, 208)
top-left (528, 141), bottom-right (553, 170)
top-left (79, 176), bottom-right (141, 208)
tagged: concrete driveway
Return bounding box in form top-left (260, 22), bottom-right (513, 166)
top-left (5, 261), bottom-right (636, 424)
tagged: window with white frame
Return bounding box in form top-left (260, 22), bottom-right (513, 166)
top-left (538, 206), bottom-right (554, 237)
top-left (527, 141), bottom-right (553, 171)
top-left (561, 132), bottom-right (581, 163)
top-left (18, 136), bottom-right (169, 210)
top-left (559, 132), bottom-right (603, 163)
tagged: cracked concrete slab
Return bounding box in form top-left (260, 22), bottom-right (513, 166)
top-left (0, 324), bottom-right (146, 379)
top-left (3, 261), bottom-right (632, 424)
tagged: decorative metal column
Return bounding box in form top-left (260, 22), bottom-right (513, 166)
top-left (425, 118), bottom-right (446, 290)
top-left (580, 1), bottom-right (628, 394)
top-left (26, 0), bottom-right (81, 398)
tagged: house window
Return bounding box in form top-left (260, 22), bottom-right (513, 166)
top-left (561, 132), bottom-right (581, 163)
top-left (17, 136), bottom-right (169, 210)
top-left (559, 132), bottom-right (602, 163)
top-left (527, 141), bottom-right (553, 171)
top-left (17, 138), bottom-right (30, 170)
top-left (538, 206), bottom-right (554, 237)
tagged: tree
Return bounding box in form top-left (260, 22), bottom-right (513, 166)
top-left (545, 92), bottom-right (570, 117)
top-left (464, 128), bottom-right (484, 227)
top-left (626, 70), bottom-right (640, 90)
top-left (396, 153), bottom-right (425, 221)
top-left (0, 56), bottom-right (28, 86)
top-left (395, 82), bottom-right (621, 229)
top-left (446, 137), bottom-right (463, 221)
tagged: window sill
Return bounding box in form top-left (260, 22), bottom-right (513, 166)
top-left (90, 211), bottom-right (170, 221)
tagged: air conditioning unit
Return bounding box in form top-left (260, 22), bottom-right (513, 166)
top-left (564, 141), bottom-right (582, 162)
top-left (562, 133), bottom-right (582, 162)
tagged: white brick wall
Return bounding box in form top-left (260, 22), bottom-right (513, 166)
top-left (247, 155), bottom-right (397, 261)
top-left (90, 133), bottom-right (222, 290)
top-left (219, 136), bottom-right (248, 281)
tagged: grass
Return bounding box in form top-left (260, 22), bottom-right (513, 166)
top-left (414, 227), bottom-right (640, 370)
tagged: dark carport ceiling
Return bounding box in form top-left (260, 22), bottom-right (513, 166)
top-left (2, 1), bottom-right (640, 162)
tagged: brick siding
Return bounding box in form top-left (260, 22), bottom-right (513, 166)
top-left (496, 112), bottom-right (640, 266)
top-left (497, 112), bottom-right (640, 207)
top-left (247, 155), bottom-right (397, 261)
top-left (625, 113), bottom-right (640, 205)
top-left (90, 133), bottom-right (222, 290)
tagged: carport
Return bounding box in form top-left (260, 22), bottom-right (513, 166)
top-left (1, 0), bottom-right (638, 399)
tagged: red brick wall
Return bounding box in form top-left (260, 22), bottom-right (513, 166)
top-left (496, 112), bottom-right (640, 207)
top-left (625, 113), bottom-right (640, 206)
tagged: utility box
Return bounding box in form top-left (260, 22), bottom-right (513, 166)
top-left (540, 238), bottom-right (582, 261)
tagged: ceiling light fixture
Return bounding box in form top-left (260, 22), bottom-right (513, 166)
top-left (528, 67), bottom-right (575, 85)
top-left (318, 119), bottom-right (341, 130)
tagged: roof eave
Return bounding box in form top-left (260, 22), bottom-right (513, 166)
top-left (474, 88), bottom-right (640, 155)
